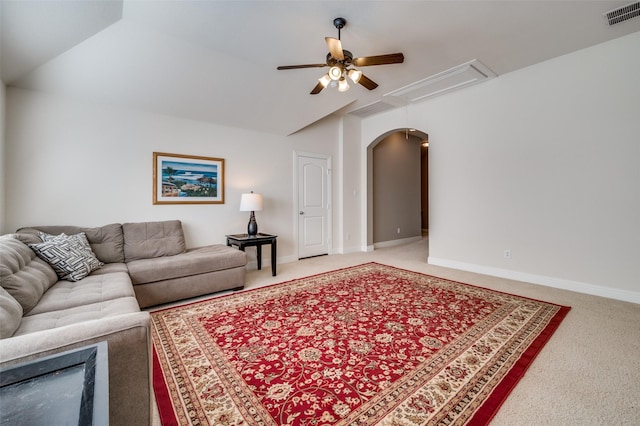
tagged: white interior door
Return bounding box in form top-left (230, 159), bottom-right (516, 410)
top-left (297, 154), bottom-right (329, 259)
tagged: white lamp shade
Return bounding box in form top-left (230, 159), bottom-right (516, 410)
top-left (239, 192), bottom-right (263, 212)
top-left (348, 69), bottom-right (362, 83)
top-left (338, 78), bottom-right (349, 92)
top-left (318, 73), bottom-right (331, 87)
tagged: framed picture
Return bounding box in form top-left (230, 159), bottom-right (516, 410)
top-left (153, 152), bottom-right (224, 204)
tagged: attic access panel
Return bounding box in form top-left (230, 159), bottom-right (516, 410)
top-left (383, 59), bottom-right (497, 105)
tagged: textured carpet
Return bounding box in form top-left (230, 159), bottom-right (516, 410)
top-left (151, 263), bottom-right (569, 425)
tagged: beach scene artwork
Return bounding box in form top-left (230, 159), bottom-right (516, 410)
top-left (153, 153), bottom-right (224, 204)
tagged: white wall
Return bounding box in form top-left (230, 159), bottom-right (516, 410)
top-left (361, 31), bottom-right (640, 302)
top-left (339, 114), bottom-right (362, 254)
top-left (0, 81), bottom-right (5, 231)
top-left (3, 88), bottom-right (341, 264)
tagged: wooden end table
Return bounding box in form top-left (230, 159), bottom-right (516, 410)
top-left (226, 233), bottom-right (277, 276)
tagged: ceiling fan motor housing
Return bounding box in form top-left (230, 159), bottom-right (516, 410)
top-left (326, 50), bottom-right (353, 67)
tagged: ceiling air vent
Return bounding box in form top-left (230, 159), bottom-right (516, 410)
top-left (605, 2), bottom-right (640, 25)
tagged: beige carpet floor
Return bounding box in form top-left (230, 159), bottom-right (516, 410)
top-left (150, 237), bottom-right (640, 425)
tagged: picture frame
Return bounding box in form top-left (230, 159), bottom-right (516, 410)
top-left (153, 152), bottom-right (224, 204)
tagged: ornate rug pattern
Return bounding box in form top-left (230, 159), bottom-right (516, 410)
top-left (152, 263), bottom-right (569, 425)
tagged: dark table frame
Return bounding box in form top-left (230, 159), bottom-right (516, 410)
top-left (226, 233), bottom-right (277, 276)
top-left (0, 342), bottom-right (108, 426)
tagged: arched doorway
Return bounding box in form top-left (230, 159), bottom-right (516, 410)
top-left (366, 128), bottom-right (429, 249)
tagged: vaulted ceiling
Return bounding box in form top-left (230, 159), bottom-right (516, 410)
top-left (2, 1), bottom-right (639, 135)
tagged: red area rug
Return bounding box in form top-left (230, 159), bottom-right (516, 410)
top-left (152, 263), bottom-right (569, 425)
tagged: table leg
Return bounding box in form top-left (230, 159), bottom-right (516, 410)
top-left (271, 239), bottom-right (277, 276)
top-left (256, 245), bottom-right (262, 270)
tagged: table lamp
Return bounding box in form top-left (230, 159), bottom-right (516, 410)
top-left (239, 191), bottom-right (263, 236)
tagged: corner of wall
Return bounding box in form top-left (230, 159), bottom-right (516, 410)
top-left (0, 81), bottom-right (6, 233)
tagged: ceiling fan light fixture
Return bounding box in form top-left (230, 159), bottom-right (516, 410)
top-left (338, 77), bottom-right (350, 92)
top-left (329, 66), bottom-right (342, 80)
top-left (318, 74), bottom-right (331, 87)
top-left (348, 69), bottom-right (362, 83)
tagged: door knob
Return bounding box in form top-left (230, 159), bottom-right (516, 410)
top-left (299, 211), bottom-right (304, 215)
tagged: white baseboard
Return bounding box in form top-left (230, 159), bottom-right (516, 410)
top-left (374, 236), bottom-right (422, 249)
top-left (335, 246), bottom-right (364, 255)
top-left (428, 257), bottom-right (640, 304)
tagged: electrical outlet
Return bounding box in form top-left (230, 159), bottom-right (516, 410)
top-left (504, 249), bottom-right (511, 259)
top-left (397, 227), bottom-right (401, 234)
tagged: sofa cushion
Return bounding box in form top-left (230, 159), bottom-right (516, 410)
top-left (127, 245), bottom-right (246, 285)
top-left (12, 232), bottom-right (40, 245)
top-left (0, 286), bottom-right (23, 339)
top-left (28, 234), bottom-right (104, 282)
top-left (0, 235), bottom-right (58, 314)
top-left (123, 220), bottom-right (186, 262)
top-left (26, 272), bottom-right (135, 316)
top-left (13, 296), bottom-right (141, 336)
top-left (17, 223), bottom-right (125, 264)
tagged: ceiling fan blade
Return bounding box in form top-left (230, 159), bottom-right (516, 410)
top-left (325, 37), bottom-right (344, 60)
top-left (357, 73), bottom-right (379, 90)
top-left (352, 53), bottom-right (404, 67)
top-left (310, 81), bottom-right (325, 95)
top-left (277, 63), bottom-right (327, 70)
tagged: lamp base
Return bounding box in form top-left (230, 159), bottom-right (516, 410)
top-left (247, 211), bottom-right (258, 236)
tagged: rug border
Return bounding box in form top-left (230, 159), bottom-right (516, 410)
top-left (151, 262), bottom-right (571, 425)
top-left (469, 304), bottom-right (571, 424)
top-left (153, 346), bottom-right (179, 426)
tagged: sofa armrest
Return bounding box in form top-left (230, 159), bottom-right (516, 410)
top-left (0, 312), bottom-right (152, 426)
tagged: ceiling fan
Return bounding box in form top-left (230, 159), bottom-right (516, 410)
top-left (277, 17), bottom-right (404, 94)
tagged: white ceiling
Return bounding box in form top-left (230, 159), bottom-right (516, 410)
top-left (1, 1), bottom-right (639, 135)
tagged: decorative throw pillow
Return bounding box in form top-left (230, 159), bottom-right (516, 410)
top-left (39, 231), bottom-right (92, 250)
top-left (28, 233), bottom-right (104, 282)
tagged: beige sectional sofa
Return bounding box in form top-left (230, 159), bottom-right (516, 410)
top-left (0, 220), bottom-right (247, 425)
